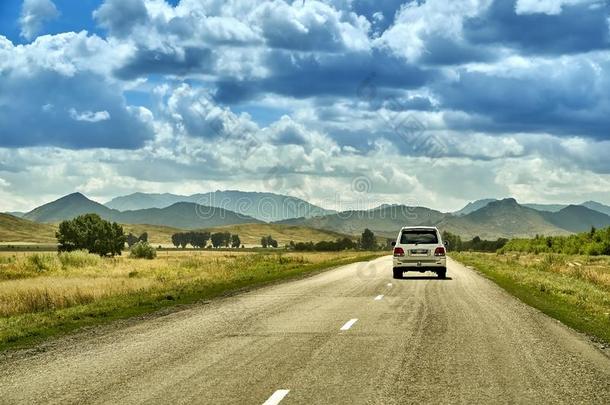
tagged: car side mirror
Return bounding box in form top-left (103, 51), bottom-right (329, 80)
top-left (391, 241), bottom-right (396, 247)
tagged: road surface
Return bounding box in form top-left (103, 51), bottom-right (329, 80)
top-left (0, 256), bottom-right (609, 404)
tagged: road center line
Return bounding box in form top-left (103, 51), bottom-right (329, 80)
top-left (340, 318), bottom-right (358, 331)
top-left (262, 389), bottom-right (290, 405)
top-left (374, 295), bottom-right (384, 301)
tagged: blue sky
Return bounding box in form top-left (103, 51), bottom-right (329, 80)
top-left (1, 0), bottom-right (610, 212)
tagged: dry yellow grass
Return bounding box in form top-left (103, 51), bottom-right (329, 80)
top-left (0, 249), bottom-right (385, 349)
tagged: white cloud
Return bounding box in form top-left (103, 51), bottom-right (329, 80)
top-left (69, 109), bottom-right (111, 123)
top-left (515, 0), bottom-right (600, 15)
top-left (378, 0), bottom-right (488, 61)
top-left (19, 0), bottom-right (59, 40)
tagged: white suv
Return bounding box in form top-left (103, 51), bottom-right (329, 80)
top-left (392, 226), bottom-right (447, 279)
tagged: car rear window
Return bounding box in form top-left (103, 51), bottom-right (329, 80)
top-left (400, 230), bottom-right (438, 244)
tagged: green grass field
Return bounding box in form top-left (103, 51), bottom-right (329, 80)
top-left (452, 252), bottom-right (610, 345)
top-left (0, 249), bottom-right (384, 351)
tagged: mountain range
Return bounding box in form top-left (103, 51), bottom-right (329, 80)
top-left (22, 193), bottom-right (261, 229)
top-left (105, 191), bottom-right (335, 222)
top-left (280, 198), bottom-right (610, 239)
top-left (4, 192), bottom-right (610, 241)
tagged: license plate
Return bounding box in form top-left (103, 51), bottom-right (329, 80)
top-left (410, 249), bottom-right (428, 255)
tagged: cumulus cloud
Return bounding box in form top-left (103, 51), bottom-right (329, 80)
top-left (93, 0), bottom-right (149, 38)
top-left (3, 0), bottom-right (610, 211)
top-left (464, 0), bottom-right (610, 54)
top-left (252, 0), bottom-right (371, 52)
top-left (19, 0), bottom-right (59, 40)
top-left (0, 33), bottom-right (154, 149)
top-left (437, 54), bottom-right (610, 139)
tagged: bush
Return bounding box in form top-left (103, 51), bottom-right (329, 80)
top-left (130, 242), bottom-right (157, 260)
top-left (58, 250), bottom-right (102, 268)
top-left (27, 254), bottom-right (60, 273)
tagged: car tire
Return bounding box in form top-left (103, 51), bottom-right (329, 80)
top-left (393, 268), bottom-right (403, 279)
top-left (437, 268), bottom-right (447, 279)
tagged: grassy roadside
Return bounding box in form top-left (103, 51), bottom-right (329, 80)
top-left (452, 252), bottom-right (610, 345)
top-left (0, 250), bottom-right (385, 351)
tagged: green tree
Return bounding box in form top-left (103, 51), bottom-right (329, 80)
top-left (231, 234), bottom-right (241, 248)
top-left (261, 235), bottom-right (277, 248)
top-left (360, 228), bottom-right (376, 250)
top-left (222, 232), bottom-right (232, 247)
top-left (171, 233), bottom-right (181, 248)
top-left (211, 232), bottom-right (226, 248)
top-left (126, 233), bottom-right (139, 248)
top-left (56, 214), bottom-right (126, 257)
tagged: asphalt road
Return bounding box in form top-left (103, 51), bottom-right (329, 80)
top-left (0, 256), bottom-right (609, 404)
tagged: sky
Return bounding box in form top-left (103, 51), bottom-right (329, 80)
top-left (1, 0), bottom-right (610, 213)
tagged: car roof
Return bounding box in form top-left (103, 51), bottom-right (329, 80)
top-left (400, 226), bottom-right (439, 231)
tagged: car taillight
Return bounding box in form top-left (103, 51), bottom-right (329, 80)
top-left (393, 247), bottom-right (405, 257)
top-left (434, 247), bottom-right (446, 256)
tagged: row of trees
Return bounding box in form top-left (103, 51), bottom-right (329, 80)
top-left (56, 215), bottom-right (385, 255)
top-left (171, 232), bottom-right (242, 249)
top-left (261, 235), bottom-right (278, 248)
top-left (289, 237), bottom-right (356, 251)
top-left (500, 227), bottom-right (610, 255)
top-left (441, 231), bottom-right (509, 253)
top-left (287, 229), bottom-right (382, 252)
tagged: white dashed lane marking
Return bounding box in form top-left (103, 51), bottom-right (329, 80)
top-left (262, 389), bottom-right (290, 405)
top-left (374, 295), bottom-right (384, 301)
top-left (340, 319), bottom-right (358, 331)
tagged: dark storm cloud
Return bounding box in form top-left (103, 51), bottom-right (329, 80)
top-left (114, 46), bottom-right (215, 80)
top-left (215, 49), bottom-right (437, 103)
top-left (464, 0), bottom-right (610, 55)
top-left (437, 66), bottom-right (610, 139)
top-left (419, 34), bottom-right (497, 66)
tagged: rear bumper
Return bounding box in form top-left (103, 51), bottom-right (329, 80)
top-left (393, 257), bottom-right (446, 269)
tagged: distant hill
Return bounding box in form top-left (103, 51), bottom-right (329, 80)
top-left (105, 190), bottom-right (335, 222)
top-left (581, 201), bottom-right (610, 217)
top-left (277, 205), bottom-right (447, 238)
top-left (23, 193), bottom-right (262, 229)
top-left (522, 203), bottom-right (567, 213)
top-left (440, 198), bottom-right (569, 239)
top-left (454, 198), bottom-right (610, 218)
top-left (105, 192), bottom-right (186, 211)
top-left (543, 205), bottom-right (610, 233)
top-left (5, 212), bottom-right (25, 218)
top-left (23, 193), bottom-right (116, 223)
top-left (0, 213), bottom-right (56, 243)
top-left (117, 202), bottom-right (261, 229)
top-left (453, 199), bottom-right (497, 216)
